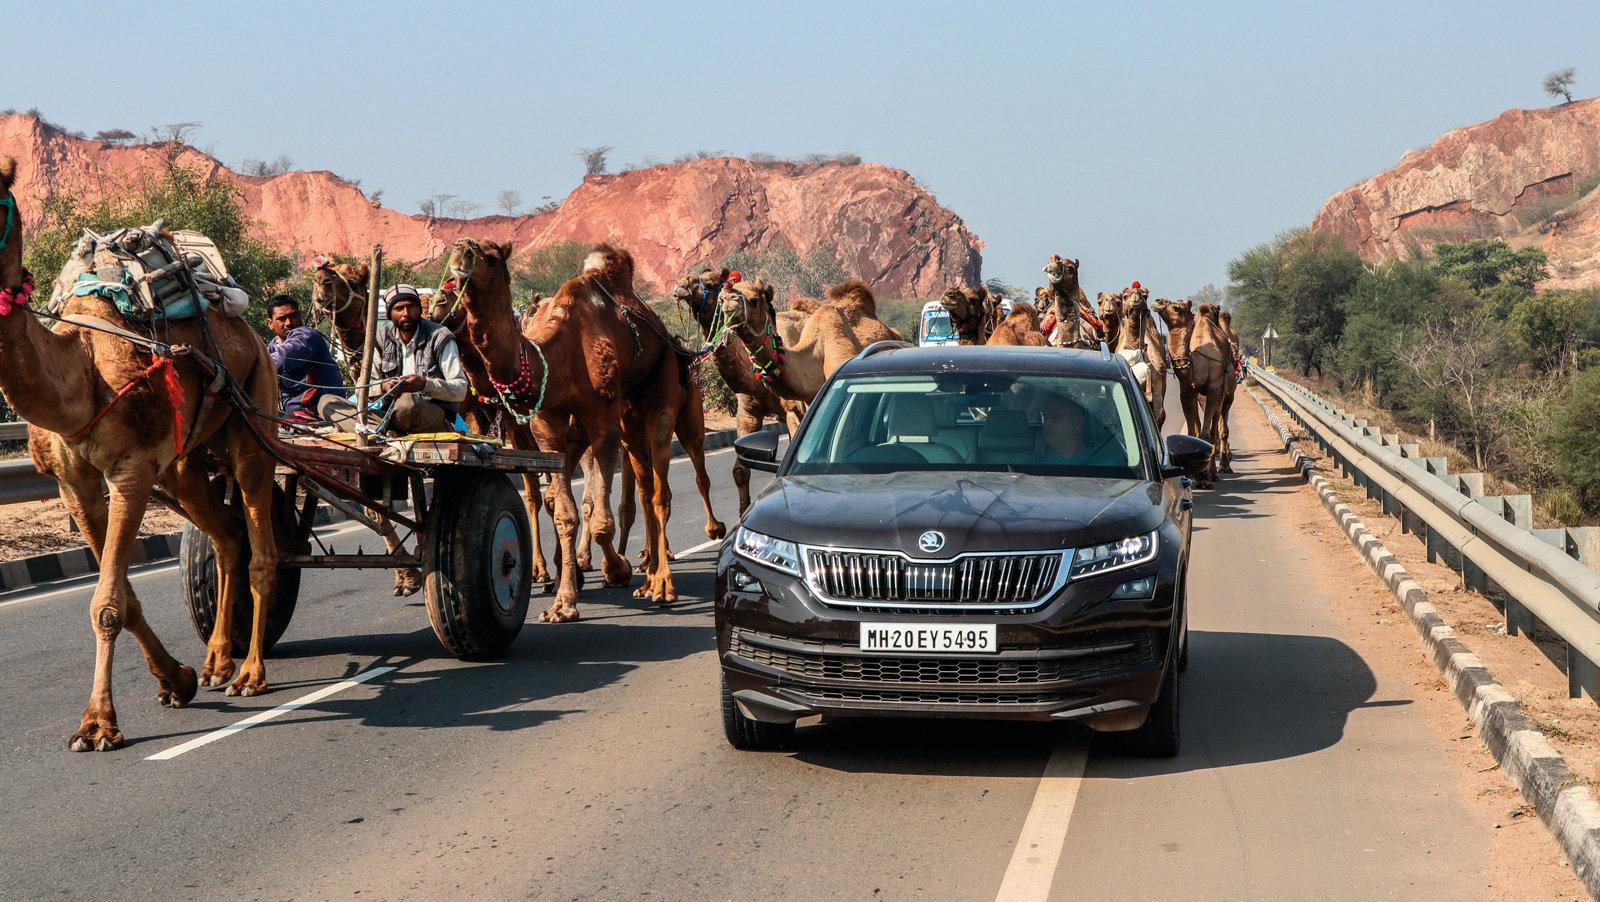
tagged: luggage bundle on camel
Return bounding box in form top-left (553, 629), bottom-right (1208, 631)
top-left (47, 221), bottom-right (249, 321)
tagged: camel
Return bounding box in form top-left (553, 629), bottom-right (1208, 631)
top-left (1219, 310), bottom-right (1244, 374)
top-left (0, 158), bottom-right (281, 751)
top-left (309, 256), bottom-right (372, 379)
top-left (1217, 309), bottom-right (1240, 472)
top-left (1095, 291), bottom-right (1122, 350)
top-left (672, 267), bottom-right (730, 337)
top-left (1113, 284), bottom-right (1168, 431)
top-left (986, 302), bottom-right (1050, 347)
top-left (1189, 303), bottom-right (1235, 485)
top-left (938, 285), bottom-right (991, 345)
top-left (720, 277), bottom-right (900, 404)
top-left (1153, 298), bottom-right (1202, 437)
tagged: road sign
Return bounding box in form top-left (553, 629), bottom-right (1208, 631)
top-left (1262, 325), bottom-right (1279, 340)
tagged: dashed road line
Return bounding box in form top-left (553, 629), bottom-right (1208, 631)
top-left (144, 665), bottom-right (397, 761)
top-left (994, 737), bottom-right (1090, 902)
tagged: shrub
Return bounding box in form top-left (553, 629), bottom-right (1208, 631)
top-left (717, 244), bottom-right (848, 301)
top-left (512, 240), bottom-right (592, 301)
top-left (1544, 367), bottom-right (1600, 507)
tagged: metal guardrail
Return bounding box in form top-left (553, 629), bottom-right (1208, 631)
top-left (0, 422), bottom-right (24, 442)
top-left (1254, 368), bottom-right (1600, 700)
top-left (0, 422), bottom-right (54, 504)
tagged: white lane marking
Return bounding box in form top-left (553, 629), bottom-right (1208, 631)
top-left (677, 537), bottom-right (723, 557)
top-left (994, 738), bottom-right (1090, 902)
top-left (144, 665), bottom-right (396, 761)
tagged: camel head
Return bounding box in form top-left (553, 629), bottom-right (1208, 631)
top-left (0, 156), bottom-right (25, 295)
top-left (1096, 290), bottom-right (1121, 322)
top-left (309, 255), bottom-right (370, 324)
top-left (1121, 283), bottom-right (1148, 314)
top-left (1152, 297), bottom-right (1193, 329)
top-left (720, 276), bottom-right (776, 334)
top-left (672, 267), bottom-right (728, 308)
top-left (446, 237), bottom-right (515, 309)
top-left (938, 287), bottom-right (970, 317)
top-left (1043, 254), bottom-right (1079, 289)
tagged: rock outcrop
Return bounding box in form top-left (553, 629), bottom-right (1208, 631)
top-left (1312, 97), bottom-right (1600, 288)
top-left (0, 113), bottom-right (982, 298)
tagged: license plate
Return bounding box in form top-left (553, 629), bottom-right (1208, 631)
top-left (859, 623), bottom-right (998, 654)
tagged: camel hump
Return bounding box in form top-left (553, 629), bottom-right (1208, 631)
top-left (790, 297), bottom-right (822, 314)
top-left (825, 279), bottom-right (876, 317)
top-left (0, 156), bottom-right (14, 192)
top-left (582, 242), bottom-right (636, 289)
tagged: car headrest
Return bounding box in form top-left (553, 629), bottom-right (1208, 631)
top-left (979, 408), bottom-right (1033, 450)
top-left (887, 395), bottom-right (937, 439)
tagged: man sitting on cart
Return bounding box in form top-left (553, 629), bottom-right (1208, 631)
top-left (374, 284), bottom-right (468, 435)
top-left (266, 294), bottom-right (356, 424)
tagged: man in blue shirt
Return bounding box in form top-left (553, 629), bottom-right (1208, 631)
top-left (265, 295), bottom-right (350, 421)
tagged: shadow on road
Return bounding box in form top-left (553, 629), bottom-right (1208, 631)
top-left (1192, 449), bottom-right (1296, 525)
top-left (787, 629), bottom-right (1398, 778)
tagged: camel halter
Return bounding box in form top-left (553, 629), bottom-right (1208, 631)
top-left (721, 287), bottom-right (786, 385)
top-left (0, 267), bottom-right (34, 316)
top-left (0, 194), bottom-right (15, 251)
top-left (488, 339), bottom-right (549, 427)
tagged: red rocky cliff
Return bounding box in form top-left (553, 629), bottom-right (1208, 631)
top-left (1, 114), bottom-right (981, 298)
top-left (1312, 98), bottom-right (1600, 288)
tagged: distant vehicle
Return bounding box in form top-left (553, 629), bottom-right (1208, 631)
top-left (916, 298), bottom-right (1014, 347)
top-left (916, 300), bottom-right (958, 347)
top-left (719, 343), bottom-right (1211, 756)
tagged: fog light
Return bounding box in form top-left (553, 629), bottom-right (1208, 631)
top-left (1111, 575), bottom-right (1156, 600)
top-left (730, 569), bottom-right (763, 593)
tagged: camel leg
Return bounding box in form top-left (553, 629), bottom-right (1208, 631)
top-left (679, 381), bottom-right (726, 543)
top-left (69, 461), bottom-right (159, 751)
top-left (580, 414), bottom-right (634, 589)
top-left (617, 445), bottom-right (642, 566)
top-left (224, 441), bottom-right (279, 697)
top-left (1150, 371), bottom-right (1167, 433)
top-left (1219, 389), bottom-right (1236, 474)
top-left (522, 472), bottom-right (552, 589)
top-left (731, 398), bottom-right (760, 515)
top-left (575, 450), bottom-right (596, 572)
top-left (627, 399), bottom-right (680, 604)
top-left (538, 432), bottom-right (585, 623)
top-left (1198, 391), bottom-right (1223, 487)
top-left (169, 461), bottom-right (245, 689)
top-left (376, 520), bottom-right (420, 597)
top-left (61, 457), bottom-right (195, 713)
top-left (1181, 384), bottom-right (1202, 438)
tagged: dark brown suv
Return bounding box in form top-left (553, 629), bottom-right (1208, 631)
top-left (715, 343), bottom-right (1210, 755)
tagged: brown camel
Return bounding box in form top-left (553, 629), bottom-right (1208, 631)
top-left (309, 256), bottom-right (372, 379)
top-left (0, 158), bottom-right (281, 751)
top-left (1189, 303), bottom-right (1235, 485)
top-left (987, 302), bottom-right (1050, 346)
top-left (1095, 291), bottom-right (1122, 350)
top-left (449, 238), bottom-right (637, 619)
top-left (938, 285), bottom-right (991, 345)
top-left (720, 277), bottom-right (900, 404)
top-left (1153, 298), bottom-right (1202, 437)
top-left (1217, 309), bottom-right (1239, 472)
top-left (1043, 254), bottom-right (1097, 344)
top-left (1113, 284), bottom-right (1168, 431)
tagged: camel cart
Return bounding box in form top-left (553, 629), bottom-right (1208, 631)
top-left (178, 244), bottom-right (564, 661)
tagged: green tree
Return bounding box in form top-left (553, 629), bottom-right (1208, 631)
top-left (718, 243), bottom-right (848, 303)
top-left (25, 162), bottom-right (295, 338)
top-left (512, 240), bottom-right (592, 302)
top-left (1431, 239), bottom-right (1548, 292)
top-left (1508, 289), bottom-right (1597, 374)
top-left (1544, 367), bottom-right (1600, 507)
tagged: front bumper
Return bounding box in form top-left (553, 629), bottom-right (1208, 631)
top-left (715, 544), bottom-right (1178, 730)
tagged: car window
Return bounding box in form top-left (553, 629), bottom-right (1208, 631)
top-left (790, 372), bottom-right (1145, 477)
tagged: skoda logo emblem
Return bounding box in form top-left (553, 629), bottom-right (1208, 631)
top-left (918, 530), bottom-right (947, 554)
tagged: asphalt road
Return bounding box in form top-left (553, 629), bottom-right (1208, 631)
top-left (0, 394), bottom-right (1565, 901)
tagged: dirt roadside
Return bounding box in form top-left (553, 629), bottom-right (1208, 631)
top-left (1235, 389), bottom-right (1587, 900)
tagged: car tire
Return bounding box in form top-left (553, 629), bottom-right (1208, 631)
top-left (1123, 662), bottom-right (1180, 758)
top-left (720, 672), bottom-right (796, 751)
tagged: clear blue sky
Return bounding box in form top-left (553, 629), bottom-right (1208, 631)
top-left (8, 1), bottom-right (1596, 297)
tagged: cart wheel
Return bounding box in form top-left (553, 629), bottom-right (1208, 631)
top-left (181, 480), bottom-right (304, 656)
top-left (422, 473), bottom-right (532, 659)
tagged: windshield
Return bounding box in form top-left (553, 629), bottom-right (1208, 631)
top-left (789, 372), bottom-right (1146, 477)
top-left (918, 309), bottom-right (955, 345)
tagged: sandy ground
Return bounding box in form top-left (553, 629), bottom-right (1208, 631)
top-left (1242, 388), bottom-right (1589, 898)
top-left (1, 493), bottom-right (188, 559)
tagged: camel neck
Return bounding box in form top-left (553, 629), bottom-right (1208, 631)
top-left (1166, 322), bottom-right (1192, 358)
top-left (0, 304), bottom-right (98, 435)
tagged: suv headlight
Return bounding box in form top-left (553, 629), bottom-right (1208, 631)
top-left (734, 527), bottom-right (802, 575)
top-left (1070, 531), bottom-right (1157, 579)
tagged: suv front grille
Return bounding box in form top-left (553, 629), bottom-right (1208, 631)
top-left (804, 548), bottom-right (1066, 611)
top-left (729, 629), bottom-right (1155, 687)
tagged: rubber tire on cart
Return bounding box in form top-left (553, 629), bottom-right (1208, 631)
top-left (720, 672), bottom-right (796, 751)
top-left (421, 472), bottom-right (532, 659)
top-left (1120, 660), bottom-right (1180, 758)
top-left (181, 480), bottom-right (305, 656)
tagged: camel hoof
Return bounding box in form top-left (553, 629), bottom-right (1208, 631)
top-left (602, 558), bottom-right (634, 588)
top-left (539, 603), bottom-right (581, 623)
top-left (68, 720), bottom-right (123, 753)
top-left (159, 665), bottom-right (198, 708)
top-left (576, 554), bottom-right (594, 573)
top-left (706, 522), bottom-right (727, 541)
top-left (393, 567), bottom-right (422, 598)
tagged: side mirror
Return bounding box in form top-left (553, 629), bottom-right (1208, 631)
top-left (734, 431), bottom-right (781, 473)
top-left (1161, 433), bottom-right (1212, 479)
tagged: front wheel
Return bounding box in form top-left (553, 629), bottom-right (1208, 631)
top-left (720, 673), bottom-right (795, 751)
top-left (1121, 662), bottom-right (1180, 758)
top-left (421, 473), bottom-right (532, 659)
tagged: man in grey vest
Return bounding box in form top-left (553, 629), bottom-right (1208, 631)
top-left (374, 284), bottom-right (468, 434)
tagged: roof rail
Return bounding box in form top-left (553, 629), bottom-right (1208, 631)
top-left (855, 340), bottom-right (914, 361)
top-left (1100, 341), bottom-right (1112, 361)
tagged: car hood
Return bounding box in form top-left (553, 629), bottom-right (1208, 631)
top-left (744, 472), bottom-right (1164, 557)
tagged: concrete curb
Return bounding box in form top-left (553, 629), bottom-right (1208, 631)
top-left (1248, 386), bottom-right (1600, 899)
top-left (0, 426), bottom-right (752, 597)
